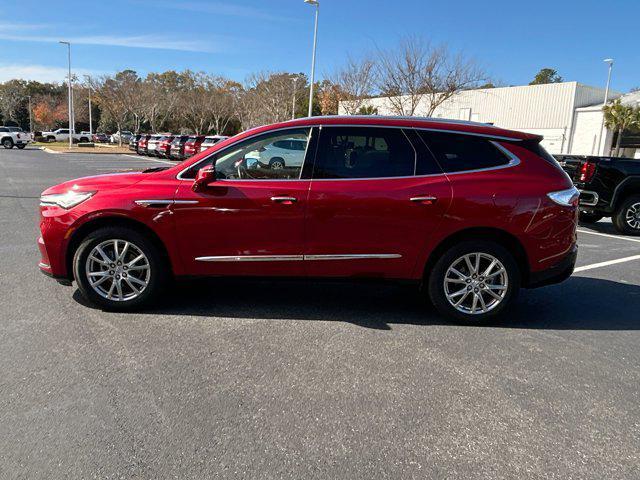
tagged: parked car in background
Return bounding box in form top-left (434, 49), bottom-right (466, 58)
top-left (169, 135), bottom-right (190, 160)
top-left (183, 135), bottom-right (205, 158)
top-left (93, 133), bottom-right (109, 143)
top-left (558, 154), bottom-right (640, 235)
top-left (155, 135), bottom-right (175, 158)
top-left (246, 137), bottom-right (308, 169)
top-left (137, 134), bottom-right (151, 155)
top-left (145, 135), bottom-right (162, 156)
top-left (41, 129), bottom-right (91, 143)
top-left (110, 131), bottom-right (133, 144)
top-left (38, 116), bottom-right (578, 323)
top-left (0, 126), bottom-right (32, 149)
top-left (199, 135), bottom-right (228, 153)
top-left (129, 134), bottom-right (142, 152)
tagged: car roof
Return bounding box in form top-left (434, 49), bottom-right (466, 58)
top-left (247, 115), bottom-right (540, 142)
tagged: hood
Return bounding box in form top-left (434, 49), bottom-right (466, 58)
top-left (41, 171), bottom-right (147, 195)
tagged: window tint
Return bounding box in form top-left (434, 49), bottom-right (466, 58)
top-left (314, 127), bottom-right (415, 179)
top-left (183, 128), bottom-right (311, 180)
top-left (0, 128), bottom-right (7, 132)
top-left (417, 131), bottom-right (510, 173)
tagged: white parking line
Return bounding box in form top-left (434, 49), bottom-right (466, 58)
top-left (574, 254), bottom-right (640, 273)
top-left (577, 229), bottom-right (640, 244)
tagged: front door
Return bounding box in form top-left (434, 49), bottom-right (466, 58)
top-left (172, 127), bottom-right (314, 277)
top-left (305, 126), bottom-right (452, 279)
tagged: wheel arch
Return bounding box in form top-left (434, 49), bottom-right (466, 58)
top-left (65, 216), bottom-right (174, 281)
top-left (611, 176), bottom-right (640, 211)
top-left (422, 227), bottom-right (531, 286)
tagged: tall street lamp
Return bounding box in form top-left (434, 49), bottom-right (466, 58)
top-left (597, 58), bottom-right (614, 155)
top-left (305, 0), bottom-right (319, 117)
top-left (88, 83), bottom-right (93, 135)
top-left (291, 76), bottom-right (299, 120)
top-left (26, 95), bottom-right (33, 133)
top-left (59, 41), bottom-right (73, 149)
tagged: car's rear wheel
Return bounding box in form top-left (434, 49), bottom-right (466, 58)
top-left (73, 227), bottom-right (168, 311)
top-left (613, 195), bottom-right (640, 236)
top-left (2, 138), bottom-right (14, 149)
top-left (578, 212), bottom-right (603, 224)
top-left (269, 158), bottom-right (285, 169)
top-left (427, 240), bottom-right (520, 324)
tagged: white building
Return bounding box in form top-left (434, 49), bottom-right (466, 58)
top-left (339, 82), bottom-right (638, 157)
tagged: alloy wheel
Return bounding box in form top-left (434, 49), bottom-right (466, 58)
top-left (625, 202), bottom-right (640, 230)
top-left (85, 239), bottom-right (151, 302)
top-left (443, 252), bottom-right (508, 315)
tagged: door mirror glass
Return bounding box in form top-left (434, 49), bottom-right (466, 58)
top-left (192, 165), bottom-right (216, 192)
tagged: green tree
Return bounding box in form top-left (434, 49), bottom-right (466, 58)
top-left (529, 68), bottom-right (563, 85)
top-left (603, 99), bottom-right (640, 156)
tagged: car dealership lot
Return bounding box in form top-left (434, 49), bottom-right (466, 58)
top-left (1, 148), bottom-right (639, 479)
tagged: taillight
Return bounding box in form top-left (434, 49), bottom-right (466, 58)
top-left (547, 187), bottom-right (580, 207)
top-left (17, 133), bottom-right (21, 138)
top-left (579, 161), bottom-right (596, 183)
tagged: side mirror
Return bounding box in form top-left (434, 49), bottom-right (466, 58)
top-left (192, 164), bottom-right (216, 192)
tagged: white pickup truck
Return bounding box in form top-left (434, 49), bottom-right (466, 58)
top-left (41, 129), bottom-right (92, 143)
top-left (0, 126), bottom-right (32, 149)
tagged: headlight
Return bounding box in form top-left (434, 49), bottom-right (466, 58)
top-left (40, 190), bottom-right (95, 209)
top-left (547, 187), bottom-right (579, 207)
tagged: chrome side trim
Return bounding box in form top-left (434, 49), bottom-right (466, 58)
top-left (578, 190), bottom-right (599, 207)
top-left (135, 199), bottom-right (199, 207)
top-left (194, 253), bottom-right (402, 262)
top-left (304, 254), bottom-right (402, 261)
top-left (195, 255), bottom-right (304, 262)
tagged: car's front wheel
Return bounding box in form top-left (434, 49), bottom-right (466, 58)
top-left (16, 144), bottom-right (26, 149)
top-left (73, 227), bottom-right (168, 311)
top-left (427, 240), bottom-right (520, 324)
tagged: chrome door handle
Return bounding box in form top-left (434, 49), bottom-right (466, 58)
top-left (271, 196), bottom-right (298, 204)
top-left (410, 196), bottom-right (437, 204)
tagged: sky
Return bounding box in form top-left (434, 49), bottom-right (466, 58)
top-left (0, 0), bottom-right (638, 92)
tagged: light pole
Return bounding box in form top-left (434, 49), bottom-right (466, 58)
top-left (291, 76), bottom-right (299, 120)
top-left (305, 0), bottom-right (319, 117)
top-left (597, 58), bottom-right (614, 155)
top-left (26, 95), bottom-right (32, 133)
top-left (88, 83), bottom-right (93, 135)
top-left (59, 41), bottom-right (73, 148)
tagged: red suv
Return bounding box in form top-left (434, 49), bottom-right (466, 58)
top-left (38, 117), bottom-right (578, 322)
top-left (183, 135), bottom-right (205, 158)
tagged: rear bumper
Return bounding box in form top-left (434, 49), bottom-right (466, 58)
top-left (526, 244), bottom-right (577, 288)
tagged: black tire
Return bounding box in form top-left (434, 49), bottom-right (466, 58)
top-left (16, 144), bottom-right (26, 149)
top-left (72, 227), bottom-right (169, 311)
top-left (79, 137), bottom-right (89, 143)
top-left (427, 240), bottom-right (520, 324)
top-left (269, 157), bottom-right (285, 169)
top-left (47, 136), bottom-right (56, 142)
top-left (578, 212), bottom-right (604, 224)
top-left (612, 195), bottom-right (640, 236)
top-left (2, 138), bottom-right (14, 149)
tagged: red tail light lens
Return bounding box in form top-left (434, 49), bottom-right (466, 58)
top-left (579, 161), bottom-right (596, 182)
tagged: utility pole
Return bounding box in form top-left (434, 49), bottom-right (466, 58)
top-left (305, 0), bottom-right (319, 117)
top-left (27, 95), bottom-right (33, 133)
top-left (59, 41), bottom-right (73, 148)
top-left (597, 58), bottom-right (614, 155)
top-left (292, 77), bottom-right (299, 120)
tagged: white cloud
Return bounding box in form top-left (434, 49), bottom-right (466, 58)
top-left (141, 1), bottom-right (291, 21)
top-left (0, 28), bottom-right (219, 53)
top-left (0, 64), bottom-right (102, 83)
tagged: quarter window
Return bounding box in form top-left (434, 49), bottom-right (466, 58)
top-left (314, 127), bottom-right (416, 179)
top-left (417, 131), bottom-right (510, 173)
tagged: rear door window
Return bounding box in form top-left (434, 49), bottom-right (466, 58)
top-left (313, 127), bottom-right (417, 179)
top-left (417, 131), bottom-right (510, 173)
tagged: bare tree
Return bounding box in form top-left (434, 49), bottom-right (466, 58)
top-left (89, 71), bottom-right (139, 145)
top-left (331, 55), bottom-right (376, 114)
top-left (141, 71), bottom-right (182, 133)
top-left (376, 37), bottom-right (484, 116)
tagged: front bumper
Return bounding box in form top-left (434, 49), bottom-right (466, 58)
top-left (526, 244), bottom-right (577, 288)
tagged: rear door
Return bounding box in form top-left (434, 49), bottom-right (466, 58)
top-left (305, 126), bottom-right (452, 279)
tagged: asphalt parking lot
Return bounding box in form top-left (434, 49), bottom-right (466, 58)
top-left (1, 147), bottom-right (639, 479)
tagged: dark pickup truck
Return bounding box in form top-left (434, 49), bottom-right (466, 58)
top-left (556, 155), bottom-right (640, 235)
